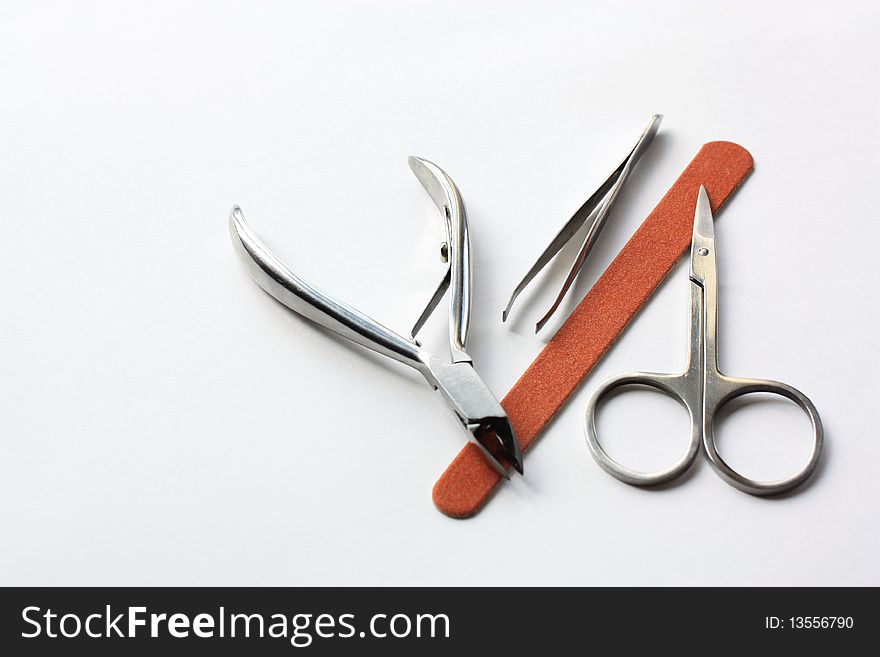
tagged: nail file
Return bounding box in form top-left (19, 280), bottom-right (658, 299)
top-left (432, 141), bottom-right (755, 518)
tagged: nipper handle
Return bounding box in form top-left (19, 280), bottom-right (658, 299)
top-left (229, 206), bottom-right (429, 374)
top-left (408, 156), bottom-right (472, 363)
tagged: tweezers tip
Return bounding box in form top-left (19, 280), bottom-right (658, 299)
top-left (501, 290), bottom-right (519, 323)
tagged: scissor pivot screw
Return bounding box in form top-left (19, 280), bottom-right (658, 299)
top-left (440, 242), bottom-right (449, 262)
top-left (698, 248), bottom-right (709, 256)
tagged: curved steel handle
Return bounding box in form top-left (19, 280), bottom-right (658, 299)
top-left (229, 206), bottom-right (429, 374)
top-left (408, 156), bottom-right (471, 363)
top-left (702, 374), bottom-right (824, 495)
top-left (584, 371), bottom-right (702, 486)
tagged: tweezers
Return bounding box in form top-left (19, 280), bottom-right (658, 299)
top-left (502, 114), bottom-right (662, 332)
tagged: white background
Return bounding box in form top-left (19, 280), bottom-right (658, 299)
top-left (2, 0), bottom-right (878, 586)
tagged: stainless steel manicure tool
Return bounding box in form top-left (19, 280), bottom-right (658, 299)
top-left (585, 187), bottom-right (823, 495)
top-left (503, 114), bottom-right (662, 332)
top-left (229, 157), bottom-right (523, 477)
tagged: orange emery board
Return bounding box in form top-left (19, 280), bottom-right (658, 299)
top-left (432, 141), bottom-right (755, 518)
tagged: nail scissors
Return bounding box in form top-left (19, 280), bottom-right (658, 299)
top-left (229, 157), bottom-right (523, 477)
top-left (585, 187), bottom-right (823, 495)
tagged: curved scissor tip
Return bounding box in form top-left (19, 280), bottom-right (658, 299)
top-left (693, 185), bottom-right (715, 239)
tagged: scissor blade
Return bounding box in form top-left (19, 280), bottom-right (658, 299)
top-left (690, 186), bottom-right (716, 284)
top-left (693, 186), bottom-right (715, 240)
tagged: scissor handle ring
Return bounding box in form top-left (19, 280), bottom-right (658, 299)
top-left (584, 371), bottom-right (702, 486)
top-left (702, 375), bottom-right (824, 495)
